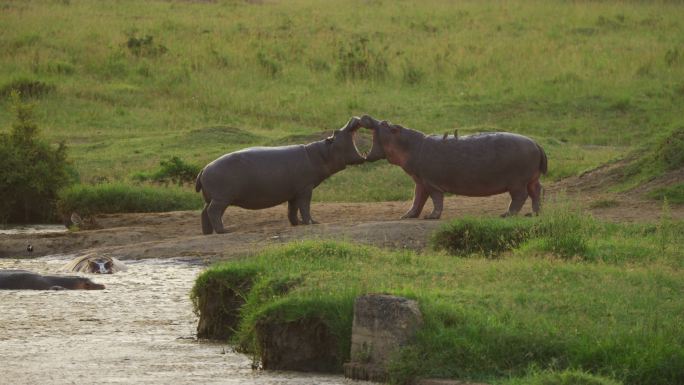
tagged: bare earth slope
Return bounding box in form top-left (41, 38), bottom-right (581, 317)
top-left (2, 180), bottom-right (682, 261)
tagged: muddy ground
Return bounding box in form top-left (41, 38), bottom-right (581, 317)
top-left (1, 179), bottom-right (682, 384)
top-left (3, 180), bottom-right (682, 261)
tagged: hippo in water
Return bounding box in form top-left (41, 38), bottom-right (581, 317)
top-left (0, 270), bottom-right (105, 290)
top-left (358, 115), bottom-right (547, 218)
top-left (61, 254), bottom-right (127, 274)
top-left (195, 117), bottom-right (366, 234)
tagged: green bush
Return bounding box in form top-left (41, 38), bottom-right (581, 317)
top-left (431, 216), bottom-right (534, 256)
top-left (125, 34), bottom-right (167, 57)
top-left (0, 92), bottom-right (72, 223)
top-left (57, 183), bottom-right (202, 216)
top-left (655, 126), bottom-right (684, 171)
top-left (335, 35), bottom-right (388, 81)
top-left (0, 78), bottom-right (55, 98)
top-left (132, 156), bottom-right (201, 186)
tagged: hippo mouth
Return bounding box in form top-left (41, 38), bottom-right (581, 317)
top-left (351, 129), bottom-right (372, 160)
top-left (357, 115), bottom-right (386, 162)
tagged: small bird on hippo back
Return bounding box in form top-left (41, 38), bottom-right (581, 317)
top-left (357, 115), bottom-right (547, 219)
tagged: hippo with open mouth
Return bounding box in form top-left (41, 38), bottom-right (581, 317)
top-left (0, 270), bottom-right (105, 290)
top-left (195, 117), bottom-right (366, 234)
top-left (359, 115), bottom-right (547, 218)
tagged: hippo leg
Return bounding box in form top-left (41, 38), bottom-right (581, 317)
top-left (424, 190), bottom-right (444, 220)
top-left (207, 199), bottom-right (230, 234)
top-left (201, 204), bottom-right (213, 234)
top-left (527, 179), bottom-right (543, 215)
top-left (502, 187), bottom-right (529, 217)
top-left (287, 199), bottom-right (300, 226)
top-left (402, 182), bottom-right (429, 219)
top-left (297, 189), bottom-right (318, 225)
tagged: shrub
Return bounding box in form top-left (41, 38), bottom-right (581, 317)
top-left (402, 61), bottom-right (425, 85)
top-left (335, 35), bottom-right (388, 81)
top-left (655, 126), bottom-right (684, 170)
top-left (0, 92), bottom-right (71, 223)
top-left (126, 34), bottom-right (167, 57)
top-left (132, 156), bottom-right (201, 186)
top-left (256, 51), bottom-right (281, 77)
top-left (57, 183), bottom-right (202, 216)
top-left (0, 78), bottom-right (54, 98)
top-left (431, 217), bottom-right (534, 256)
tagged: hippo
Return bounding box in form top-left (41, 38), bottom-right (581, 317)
top-left (359, 115), bottom-right (547, 218)
top-left (195, 117), bottom-right (366, 234)
top-left (61, 254), bottom-right (127, 274)
top-left (0, 270), bottom-right (105, 290)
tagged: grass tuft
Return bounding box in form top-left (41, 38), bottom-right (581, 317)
top-left (431, 216), bottom-right (534, 257)
top-left (57, 183), bottom-right (202, 216)
top-left (648, 183), bottom-right (684, 204)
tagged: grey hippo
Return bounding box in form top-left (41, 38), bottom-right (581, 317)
top-left (359, 115), bottom-right (547, 219)
top-left (61, 254), bottom-right (127, 274)
top-left (195, 117), bottom-right (366, 234)
top-left (0, 270), bottom-right (105, 290)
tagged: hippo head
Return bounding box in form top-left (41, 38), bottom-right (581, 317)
top-left (73, 277), bottom-right (106, 290)
top-left (88, 259), bottom-right (113, 274)
top-left (360, 115), bottom-right (417, 165)
top-left (325, 117), bottom-right (366, 168)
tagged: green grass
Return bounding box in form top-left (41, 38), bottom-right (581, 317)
top-left (648, 183), bottom-right (684, 204)
top-left (57, 183), bottom-right (202, 216)
top-left (617, 126), bottom-right (684, 192)
top-left (431, 216), bottom-right (534, 256)
top-left (433, 201), bottom-right (683, 267)
top-left (1, 0), bottom-right (682, 202)
top-left (192, 234), bottom-right (684, 385)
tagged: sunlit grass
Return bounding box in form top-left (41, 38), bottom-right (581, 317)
top-left (1, 0), bottom-right (682, 201)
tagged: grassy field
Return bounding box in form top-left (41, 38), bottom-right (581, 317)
top-left (192, 205), bottom-right (683, 384)
top-left (2, 0), bottom-right (683, 203)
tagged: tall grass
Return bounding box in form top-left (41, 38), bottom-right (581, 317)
top-left (57, 183), bottom-right (202, 216)
top-left (1, 0), bottom-right (682, 201)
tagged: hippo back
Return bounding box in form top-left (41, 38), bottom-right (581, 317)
top-left (417, 132), bottom-right (545, 196)
top-left (0, 270), bottom-right (105, 290)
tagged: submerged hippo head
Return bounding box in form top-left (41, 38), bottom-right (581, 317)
top-left (359, 115), bottom-right (423, 166)
top-left (88, 258), bottom-right (113, 274)
top-left (325, 117), bottom-right (366, 168)
top-left (48, 275), bottom-right (106, 290)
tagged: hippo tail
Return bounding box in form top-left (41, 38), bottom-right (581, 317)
top-left (195, 169), bottom-right (204, 192)
top-left (538, 144), bottom-right (548, 175)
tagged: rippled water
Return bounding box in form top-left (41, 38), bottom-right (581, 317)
top-left (0, 224), bottom-right (67, 235)
top-left (0, 256), bottom-right (358, 385)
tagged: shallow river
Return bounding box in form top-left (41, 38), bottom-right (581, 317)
top-left (0, 256), bottom-right (358, 385)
